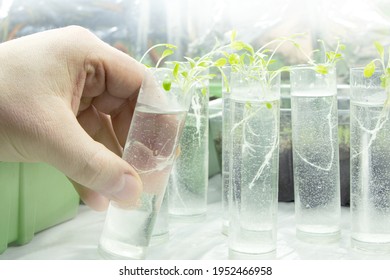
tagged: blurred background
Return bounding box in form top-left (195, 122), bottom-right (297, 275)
top-left (1, 0), bottom-right (390, 84)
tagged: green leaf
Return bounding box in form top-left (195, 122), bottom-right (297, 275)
top-left (374, 41), bottom-right (384, 60)
top-left (339, 44), bottom-right (346, 51)
top-left (315, 64), bottom-right (328, 75)
top-left (231, 41), bottom-right (254, 54)
top-left (245, 101), bottom-right (252, 109)
top-left (380, 73), bottom-right (390, 89)
top-left (266, 102), bottom-right (272, 109)
top-left (242, 42), bottom-right (254, 55)
top-left (326, 51), bottom-right (335, 61)
top-left (181, 71), bottom-right (188, 78)
top-left (221, 70), bottom-right (230, 93)
top-left (173, 63), bottom-right (179, 79)
top-left (248, 55), bottom-right (254, 65)
top-left (198, 61), bottom-right (209, 67)
top-left (230, 29), bottom-right (237, 42)
top-left (163, 77), bottom-right (171, 91)
top-left (161, 49), bottom-right (174, 59)
top-left (201, 87), bottom-right (207, 96)
top-left (268, 59), bottom-right (277, 65)
top-left (155, 48), bottom-right (175, 67)
top-left (139, 43), bottom-right (176, 65)
top-left (228, 53), bottom-right (240, 65)
top-left (184, 57), bottom-right (196, 68)
top-left (231, 41), bottom-right (245, 51)
top-left (214, 57), bottom-right (227, 67)
top-left (364, 61), bottom-right (376, 78)
top-left (293, 42), bottom-right (300, 48)
top-left (221, 51), bottom-right (229, 58)
top-left (258, 57), bottom-right (267, 67)
top-left (165, 43), bottom-right (177, 49)
top-left (203, 74), bottom-right (216, 80)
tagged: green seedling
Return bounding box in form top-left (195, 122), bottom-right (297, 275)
top-left (364, 41), bottom-right (390, 102)
top-left (294, 38), bottom-right (345, 74)
top-left (220, 31), bottom-right (304, 110)
top-left (139, 43), bottom-right (178, 92)
top-left (222, 30), bottom-right (297, 85)
top-left (140, 40), bottom-right (227, 94)
top-left (139, 43), bottom-right (177, 69)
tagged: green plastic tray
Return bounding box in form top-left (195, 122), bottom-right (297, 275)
top-left (0, 162), bottom-right (79, 254)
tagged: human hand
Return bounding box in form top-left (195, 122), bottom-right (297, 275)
top-left (0, 26), bottom-right (144, 211)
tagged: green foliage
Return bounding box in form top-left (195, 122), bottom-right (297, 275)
top-left (374, 41), bottom-right (384, 61)
top-left (217, 31), bottom-right (303, 109)
top-left (229, 31), bottom-right (291, 72)
top-left (315, 64), bottom-right (329, 75)
top-left (364, 41), bottom-right (390, 94)
top-left (162, 36), bottom-right (252, 95)
top-left (364, 61), bottom-right (376, 78)
top-left (139, 42), bottom-right (218, 94)
top-left (220, 30), bottom-right (302, 89)
top-left (139, 32), bottom-right (345, 99)
top-left (294, 39), bottom-right (345, 75)
top-left (166, 51), bottom-right (218, 95)
top-left (214, 57), bottom-right (227, 67)
top-left (162, 76), bottom-right (172, 91)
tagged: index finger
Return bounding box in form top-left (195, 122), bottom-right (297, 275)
top-left (100, 44), bottom-right (145, 100)
top-left (81, 41), bottom-right (146, 145)
top-left (82, 42), bottom-right (145, 110)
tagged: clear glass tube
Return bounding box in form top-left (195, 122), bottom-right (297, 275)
top-left (290, 65), bottom-right (341, 243)
top-left (149, 192), bottom-right (169, 246)
top-left (350, 67), bottom-right (390, 253)
top-left (228, 69), bottom-right (280, 255)
top-left (221, 66), bottom-right (231, 235)
top-left (167, 81), bottom-right (209, 221)
top-left (99, 68), bottom-right (191, 259)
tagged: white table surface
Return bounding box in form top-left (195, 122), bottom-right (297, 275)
top-left (1, 175), bottom-right (390, 260)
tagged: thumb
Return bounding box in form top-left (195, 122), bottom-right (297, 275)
top-left (43, 109), bottom-right (142, 209)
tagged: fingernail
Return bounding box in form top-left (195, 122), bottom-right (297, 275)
top-left (112, 174), bottom-right (142, 208)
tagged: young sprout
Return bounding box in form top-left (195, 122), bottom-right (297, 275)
top-left (164, 58), bottom-right (215, 95)
top-left (224, 30), bottom-right (300, 83)
top-left (363, 41), bottom-right (390, 96)
top-left (294, 38), bottom-right (345, 74)
top-left (139, 43), bottom-right (177, 69)
top-left (139, 43), bottom-right (179, 92)
top-left (317, 39), bottom-right (345, 74)
top-left (220, 30), bottom-right (302, 108)
top-left (139, 38), bottom-right (232, 95)
top-left (163, 37), bottom-right (243, 95)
